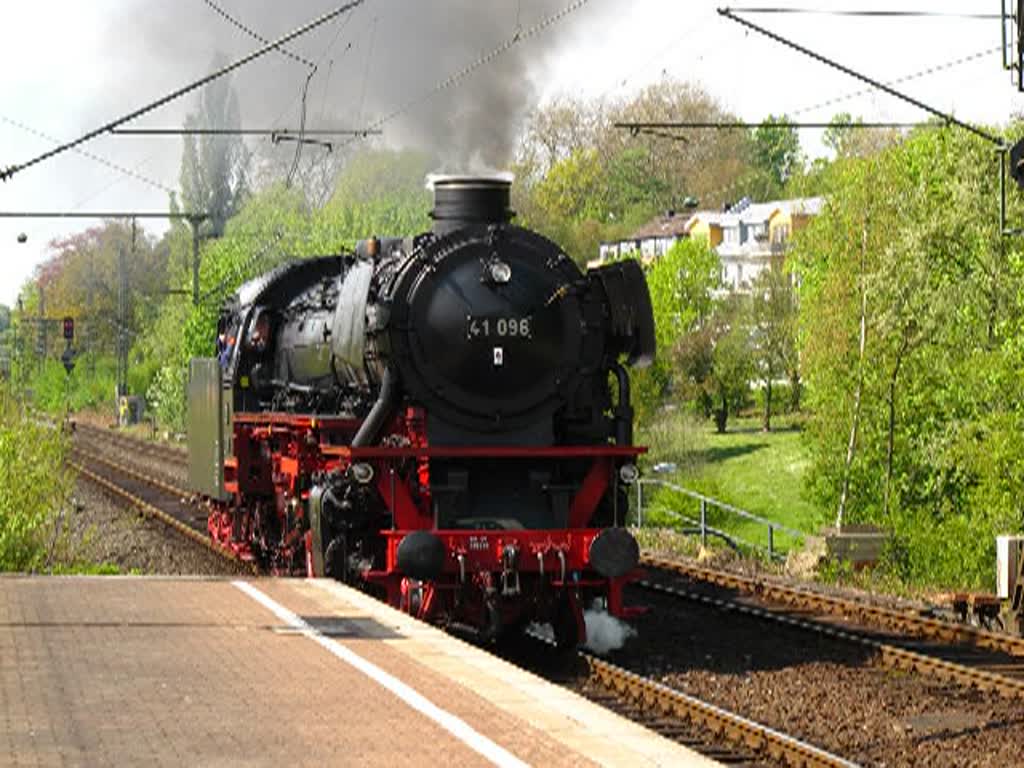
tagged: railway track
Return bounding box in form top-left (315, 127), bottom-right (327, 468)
top-left (68, 425), bottom-right (857, 764)
top-left (68, 424), bottom-right (1024, 761)
top-left (72, 420), bottom-right (187, 468)
top-left (582, 654), bottom-right (858, 768)
top-left (639, 562), bottom-right (1024, 700)
top-left (642, 555), bottom-right (1024, 657)
top-left (68, 441), bottom-right (252, 575)
top-left (514, 630), bottom-right (857, 768)
top-left (73, 424), bottom-right (1024, 699)
top-left (71, 420), bottom-right (1011, 659)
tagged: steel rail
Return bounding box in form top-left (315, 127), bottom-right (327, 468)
top-left (75, 449), bottom-right (191, 500)
top-left (68, 451), bottom-right (255, 575)
top-left (643, 555), bottom-right (1024, 657)
top-left (74, 426), bottom-right (852, 762)
top-left (75, 424), bottom-right (1024, 698)
top-left (584, 653), bottom-right (859, 767)
top-left (71, 426), bottom-right (1023, 663)
top-left (73, 422), bottom-right (186, 466)
top-left (639, 576), bottom-right (1024, 699)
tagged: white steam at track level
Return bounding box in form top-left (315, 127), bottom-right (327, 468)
top-left (583, 602), bottom-right (636, 655)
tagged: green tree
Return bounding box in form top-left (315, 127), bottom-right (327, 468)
top-left (748, 115), bottom-right (802, 200)
top-left (631, 238), bottom-right (721, 418)
top-left (177, 54), bottom-right (250, 236)
top-left (792, 124), bottom-right (1024, 586)
top-left (602, 80), bottom-right (752, 210)
top-left (514, 79), bottom-right (757, 267)
top-left (674, 294), bottom-right (752, 433)
top-left (749, 266), bottom-right (797, 431)
top-left (533, 148), bottom-right (606, 223)
top-left (823, 111), bottom-right (902, 161)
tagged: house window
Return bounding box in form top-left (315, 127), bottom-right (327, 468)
top-left (725, 227), bottom-right (739, 244)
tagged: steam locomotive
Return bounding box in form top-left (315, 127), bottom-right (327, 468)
top-left (187, 176), bottom-right (655, 647)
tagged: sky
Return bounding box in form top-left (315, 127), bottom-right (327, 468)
top-left (2, 0), bottom-right (1022, 307)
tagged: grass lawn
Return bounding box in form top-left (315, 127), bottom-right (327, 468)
top-left (638, 410), bottom-right (828, 555)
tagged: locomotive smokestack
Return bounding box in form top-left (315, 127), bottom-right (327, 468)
top-left (428, 175), bottom-right (514, 236)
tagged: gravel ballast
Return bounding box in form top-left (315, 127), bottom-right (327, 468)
top-left (611, 586), bottom-right (1024, 767)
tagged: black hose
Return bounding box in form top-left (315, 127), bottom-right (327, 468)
top-left (352, 367), bottom-right (400, 447)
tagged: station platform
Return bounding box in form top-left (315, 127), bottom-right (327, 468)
top-left (0, 575), bottom-right (720, 767)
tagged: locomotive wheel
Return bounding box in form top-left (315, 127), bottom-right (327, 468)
top-left (399, 577), bottom-right (424, 616)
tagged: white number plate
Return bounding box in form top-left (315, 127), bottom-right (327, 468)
top-left (466, 315), bottom-right (532, 340)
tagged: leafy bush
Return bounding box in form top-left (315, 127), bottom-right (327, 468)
top-left (23, 357), bottom-right (116, 415)
top-left (0, 387), bottom-right (74, 570)
top-left (148, 361), bottom-right (188, 432)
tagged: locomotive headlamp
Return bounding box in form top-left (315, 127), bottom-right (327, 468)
top-left (589, 527), bottom-right (640, 579)
top-left (487, 258), bottom-right (512, 284)
top-left (397, 531), bottom-right (446, 580)
top-left (618, 463), bottom-right (639, 485)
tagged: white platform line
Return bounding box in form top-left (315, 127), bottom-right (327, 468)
top-left (233, 580), bottom-right (530, 768)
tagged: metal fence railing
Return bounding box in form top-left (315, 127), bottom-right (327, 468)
top-left (635, 478), bottom-right (807, 561)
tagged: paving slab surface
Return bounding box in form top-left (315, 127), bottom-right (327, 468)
top-left (0, 575), bottom-right (720, 767)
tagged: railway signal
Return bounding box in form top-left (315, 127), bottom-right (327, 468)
top-left (63, 316), bottom-right (74, 341)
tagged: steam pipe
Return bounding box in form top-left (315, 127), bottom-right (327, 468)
top-left (352, 367), bottom-right (400, 447)
top-left (611, 362), bottom-right (632, 446)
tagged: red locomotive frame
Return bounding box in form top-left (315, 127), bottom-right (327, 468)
top-left (209, 406), bottom-right (645, 636)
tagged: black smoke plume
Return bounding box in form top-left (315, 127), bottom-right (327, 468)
top-left (109, 0), bottom-right (606, 168)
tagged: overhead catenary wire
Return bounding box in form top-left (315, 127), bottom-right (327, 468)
top-left (202, 0), bottom-right (317, 69)
top-left (357, 15), bottom-right (379, 128)
top-left (273, 10), bottom-right (358, 127)
top-left (63, 153), bottom-right (162, 213)
top-left (0, 115), bottom-right (173, 194)
top-left (196, 8), bottom-right (362, 299)
top-left (591, 9), bottom-right (712, 102)
top-left (109, 128), bottom-right (379, 136)
top-left (287, 69), bottom-right (319, 186)
top-left (318, 58), bottom-right (337, 124)
top-left (716, 7), bottom-right (1003, 147)
top-left (200, 228), bottom-right (290, 303)
top-left (0, 211), bottom-right (206, 220)
top-left (619, 120), bottom-right (938, 131)
top-left (342, 0), bottom-right (595, 147)
top-left (724, 7), bottom-right (1002, 20)
top-left (789, 46), bottom-right (1004, 117)
top-left (199, 0), bottom-right (331, 184)
top-left (0, 0), bottom-right (364, 183)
